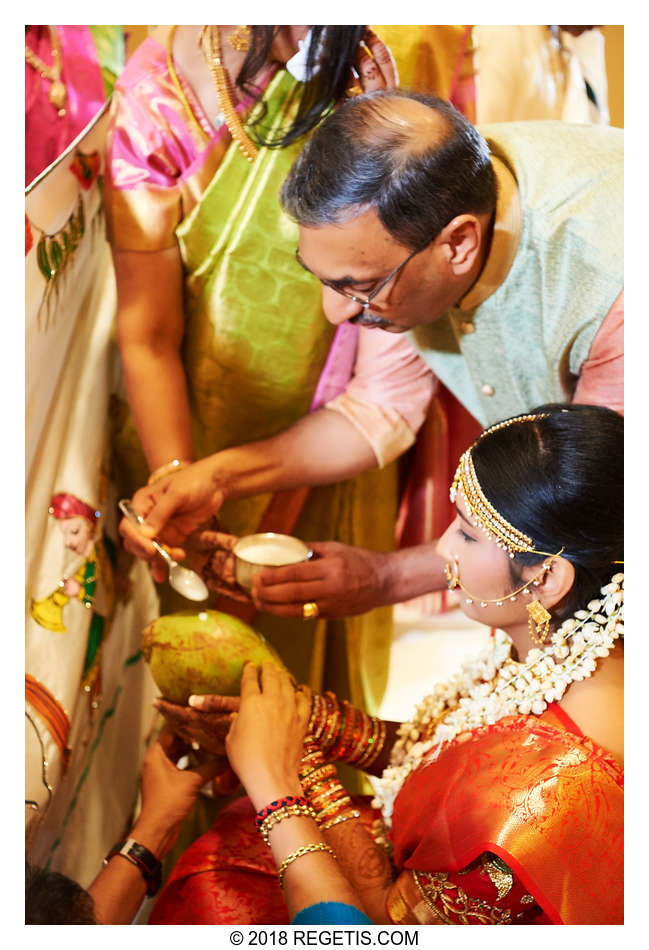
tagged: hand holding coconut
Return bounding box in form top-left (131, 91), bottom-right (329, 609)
top-left (225, 662), bottom-right (311, 809)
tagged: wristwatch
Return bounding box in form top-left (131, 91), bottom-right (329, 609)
top-left (104, 837), bottom-right (163, 896)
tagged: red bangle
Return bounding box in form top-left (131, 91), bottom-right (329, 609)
top-left (254, 795), bottom-right (309, 830)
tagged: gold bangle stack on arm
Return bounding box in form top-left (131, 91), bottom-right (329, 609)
top-left (302, 602), bottom-right (319, 620)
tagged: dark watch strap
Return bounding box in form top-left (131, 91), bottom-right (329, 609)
top-left (104, 837), bottom-right (163, 896)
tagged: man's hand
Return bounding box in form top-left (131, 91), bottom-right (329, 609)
top-left (133, 726), bottom-right (226, 859)
top-left (250, 541), bottom-right (389, 618)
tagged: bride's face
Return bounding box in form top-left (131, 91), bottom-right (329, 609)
top-left (437, 492), bottom-right (536, 630)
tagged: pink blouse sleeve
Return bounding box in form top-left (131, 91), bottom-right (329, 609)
top-left (573, 291), bottom-right (624, 415)
top-left (104, 40), bottom-right (213, 250)
top-left (325, 329), bottom-right (435, 467)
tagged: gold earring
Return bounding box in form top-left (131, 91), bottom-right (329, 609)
top-left (527, 600), bottom-right (552, 645)
top-left (229, 25), bottom-right (251, 52)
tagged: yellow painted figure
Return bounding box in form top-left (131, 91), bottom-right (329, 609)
top-left (30, 492), bottom-right (115, 696)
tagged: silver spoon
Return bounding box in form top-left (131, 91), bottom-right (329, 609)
top-left (118, 499), bottom-right (209, 602)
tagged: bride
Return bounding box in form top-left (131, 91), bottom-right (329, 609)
top-left (152, 403), bottom-right (623, 925)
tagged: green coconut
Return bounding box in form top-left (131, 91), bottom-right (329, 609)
top-left (141, 609), bottom-right (286, 704)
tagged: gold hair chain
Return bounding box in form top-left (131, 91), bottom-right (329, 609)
top-left (450, 412), bottom-right (561, 558)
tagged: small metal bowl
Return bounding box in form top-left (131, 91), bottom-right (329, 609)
top-left (233, 532), bottom-right (312, 590)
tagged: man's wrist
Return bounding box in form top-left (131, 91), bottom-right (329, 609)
top-left (374, 550), bottom-right (399, 607)
top-left (128, 815), bottom-right (179, 862)
top-left (104, 837), bottom-right (163, 896)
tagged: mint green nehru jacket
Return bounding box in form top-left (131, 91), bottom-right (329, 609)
top-left (409, 121), bottom-right (623, 425)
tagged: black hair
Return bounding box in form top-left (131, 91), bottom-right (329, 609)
top-left (471, 404), bottom-right (623, 621)
top-left (280, 89), bottom-right (497, 249)
top-left (25, 863), bottom-right (96, 924)
top-left (237, 26), bottom-right (366, 148)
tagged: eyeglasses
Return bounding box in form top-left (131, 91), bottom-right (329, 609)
top-left (295, 244), bottom-right (424, 309)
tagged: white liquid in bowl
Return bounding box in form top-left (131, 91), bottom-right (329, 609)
top-left (233, 533), bottom-right (311, 588)
top-left (237, 541), bottom-right (305, 565)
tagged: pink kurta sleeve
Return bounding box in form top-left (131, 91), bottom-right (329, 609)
top-left (573, 291), bottom-right (624, 414)
top-left (325, 329), bottom-right (435, 467)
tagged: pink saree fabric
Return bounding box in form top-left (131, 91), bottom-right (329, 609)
top-left (26, 26), bottom-right (107, 186)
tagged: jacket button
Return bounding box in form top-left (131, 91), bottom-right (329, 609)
top-left (481, 383), bottom-right (495, 396)
top-left (460, 321), bottom-right (475, 334)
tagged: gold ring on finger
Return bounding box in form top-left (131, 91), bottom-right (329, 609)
top-left (302, 601), bottom-right (319, 619)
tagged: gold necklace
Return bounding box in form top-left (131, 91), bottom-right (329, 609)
top-left (199, 25), bottom-right (258, 163)
top-left (25, 25), bottom-right (67, 117)
top-left (166, 26), bottom-right (209, 143)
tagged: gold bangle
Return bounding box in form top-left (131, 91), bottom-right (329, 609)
top-left (147, 458), bottom-right (192, 486)
top-left (260, 803), bottom-right (316, 845)
top-left (301, 764), bottom-right (337, 790)
top-left (360, 718), bottom-right (387, 769)
top-left (355, 717), bottom-right (382, 769)
top-left (315, 795), bottom-right (352, 821)
top-left (319, 809), bottom-right (361, 832)
top-left (277, 842), bottom-right (335, 888)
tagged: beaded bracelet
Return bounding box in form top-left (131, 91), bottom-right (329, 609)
top-left (277, 842), bottom-right (335, 889)
top-left (260, 803), bottom-right (316, 845)
top-left (255, 795), bottom-right (309, 830)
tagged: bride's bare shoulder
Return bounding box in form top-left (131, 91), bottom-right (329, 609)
top-left (558, 646), bottom-right (624, 765)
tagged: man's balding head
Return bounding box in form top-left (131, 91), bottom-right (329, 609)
top-left (281, 90), bottom-right (497, 250)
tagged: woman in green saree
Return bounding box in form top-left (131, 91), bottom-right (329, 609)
top-left (105, 26), bottom-right (434, 710)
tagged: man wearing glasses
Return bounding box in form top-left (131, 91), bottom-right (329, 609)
top-left (121, 91), bottom-right (622, 620)
top-left (283, 91), bottom-right (623, 425)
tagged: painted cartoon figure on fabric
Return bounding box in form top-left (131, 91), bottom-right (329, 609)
top-left (30, 492), bottom-right (116, 699)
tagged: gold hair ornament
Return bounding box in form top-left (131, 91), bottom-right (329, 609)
top-left (450, 413), bottom-right (562, 559)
